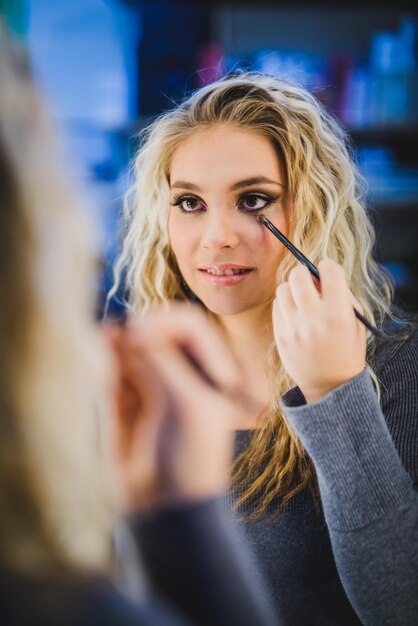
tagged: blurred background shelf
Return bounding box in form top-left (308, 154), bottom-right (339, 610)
top-left (2, 0), bottom-right (417, 314)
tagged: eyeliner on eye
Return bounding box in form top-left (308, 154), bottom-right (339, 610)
top-left (238, 191), bottom-right (279, 213)
top-left (170, 193), bottom-right (205, 213)
top-left (171, 193), bottom-right (196, 206)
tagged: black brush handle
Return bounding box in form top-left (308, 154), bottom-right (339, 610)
top-left (258, 215), bottom-right (380, 337)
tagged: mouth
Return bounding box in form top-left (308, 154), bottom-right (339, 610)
top-left (198, 264), bottom-right (254, 286)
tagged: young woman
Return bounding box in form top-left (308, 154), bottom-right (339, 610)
top-left (0, 27), bottom-right (275, 626)
top-left (113, 72), bottom-right (418, 625)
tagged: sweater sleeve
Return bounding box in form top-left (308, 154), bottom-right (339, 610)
top-left (280, 332), bottom-right (418, 626)
top-left (125, 496), bottom-right (275, 626)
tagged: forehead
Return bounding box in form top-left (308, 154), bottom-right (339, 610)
top-left (169, 125), bottom-right (285, 188)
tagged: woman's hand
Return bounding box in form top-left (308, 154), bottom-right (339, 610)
top-left (105, 304), bottom-right (255, 513)
top-left (272, 259), bottom-right (366, 404)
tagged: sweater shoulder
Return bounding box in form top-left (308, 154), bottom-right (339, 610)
top-left (370, 321), bottom-right (418, 377)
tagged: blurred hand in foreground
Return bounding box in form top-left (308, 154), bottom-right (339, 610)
top-left (104, 304), bottom-right (258, 513)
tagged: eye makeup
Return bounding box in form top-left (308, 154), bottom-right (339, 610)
top-left (170, 190), bottom-right (279, 214)
top-left (237, 192), bottom-right (278, 213)
top-left (171, 194), bottom-right (204, 213)
top-left (257, 214), bottom-right (380, 337)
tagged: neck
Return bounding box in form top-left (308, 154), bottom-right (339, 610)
top-left (214, 303), bottom-right (274, 428)
top-left (216, 303), bottom-right (272, 359)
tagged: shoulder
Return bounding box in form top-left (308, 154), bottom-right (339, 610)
top-left (370, 319), bottom-right (418, 379)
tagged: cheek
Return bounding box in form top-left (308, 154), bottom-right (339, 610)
top-left (241, 212), bottom-right (287, 259)
top-left (254, 213), bottom-right (289, 269)
top-left (168, 212), bottom-right (195, 269)
top-left (238, 213), bottom-right (268, 244)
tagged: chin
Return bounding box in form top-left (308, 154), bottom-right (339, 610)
top-left (195, 292), bottom-right (257, 317)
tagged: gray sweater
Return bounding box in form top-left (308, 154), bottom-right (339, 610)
top-left (228, 327), bottom-right (418, 625)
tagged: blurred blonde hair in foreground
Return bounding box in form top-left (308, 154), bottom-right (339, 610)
top-left (0, 23), bottom-right (112, 575)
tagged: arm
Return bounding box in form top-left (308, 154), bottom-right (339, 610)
top-left (273, 260), bottom-right (418, 625)
top-left (127, 496), bottom-right (274, 626)
top-left (281, 356), bottom-right (418, 625)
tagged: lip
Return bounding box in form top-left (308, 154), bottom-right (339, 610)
top-left (198, 263), bottom-right (254, 287)
top-left (198, 263), bottom-right (253, 271)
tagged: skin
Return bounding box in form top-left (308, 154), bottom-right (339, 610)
top-left (167, 124), bottom-right (366, 409)
top-left (106, 305), bottom-right (258, 512)
top-left (106, 269), bottom-right (366, 512)
top-left (168, 125), bottom-right (290, 414)
top-left (273, 261), bottom-right (366, 403)
top-left (168, 125), bottom-right (289, 319)
top-left (106, 126), bottom-right (367, 511)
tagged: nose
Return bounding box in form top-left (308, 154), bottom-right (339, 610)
top-left (201, 210), bottom-right (240, 250)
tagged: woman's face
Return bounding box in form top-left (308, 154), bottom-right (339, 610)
top-left (168, 125), bottom-right (290, 317)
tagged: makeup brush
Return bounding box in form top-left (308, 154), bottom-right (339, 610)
top-left (257, 214), bottom-right (380, 336)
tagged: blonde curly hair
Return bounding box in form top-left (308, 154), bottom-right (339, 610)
top-left (112, 71), bottom-right (406, 515)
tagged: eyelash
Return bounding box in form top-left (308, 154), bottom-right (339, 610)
top-left (170, 192), bottom-right (278, 214)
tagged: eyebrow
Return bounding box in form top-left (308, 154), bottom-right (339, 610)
top-left (170, 176), bottom-right (286, 192)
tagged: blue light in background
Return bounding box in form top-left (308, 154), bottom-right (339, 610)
top-left (13, 2), bottom-right (417, 310)
top-left (27, 0), bottom-right (141, 128)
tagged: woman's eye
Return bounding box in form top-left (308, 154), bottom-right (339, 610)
top-left (173, 196), bottom-right (205, 213)
top-left (239, 194), bottom-right (273, 212)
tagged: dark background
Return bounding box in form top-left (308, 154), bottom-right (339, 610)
top-left (2, 0), bottom-right (417, 315)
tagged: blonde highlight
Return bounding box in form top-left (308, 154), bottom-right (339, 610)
top-left (113, 72), bottom-right (409, 515)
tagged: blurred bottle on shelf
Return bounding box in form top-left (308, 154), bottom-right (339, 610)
top-left (357, 145), bottom-right (418, 205)
top-left (369, 17), bottom-right (416, 126)
top-left (341, 66), bottom-right (372, 128)
top-left (196, 42), bottom-right (225, 87)
top-left (342, 17), bottom-right (417, 129)
top-left (253, 49), bottom-right (326, 93)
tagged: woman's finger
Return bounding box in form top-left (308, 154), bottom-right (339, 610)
top-left (317, 259), bottom-right (351, 307)
top-left (275, 281), bottom-right (297, 321)
top-left (127, 304), bottom-right (241, 394)
top-left (149, 345), bottom-right (210, 403)
top-left (288, 265), bottom-right (321, 311)
top-left (149, 341), bottom-right (259, 426)
top-left (272, 296), bottom-right (287, 342)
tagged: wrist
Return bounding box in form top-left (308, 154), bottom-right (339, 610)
top-left (302, 381), bottom-right (349, 404)
top-left (303, 388), bottom-right (334, 404)
top-left (302, 369), bottom-right (366, 404)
